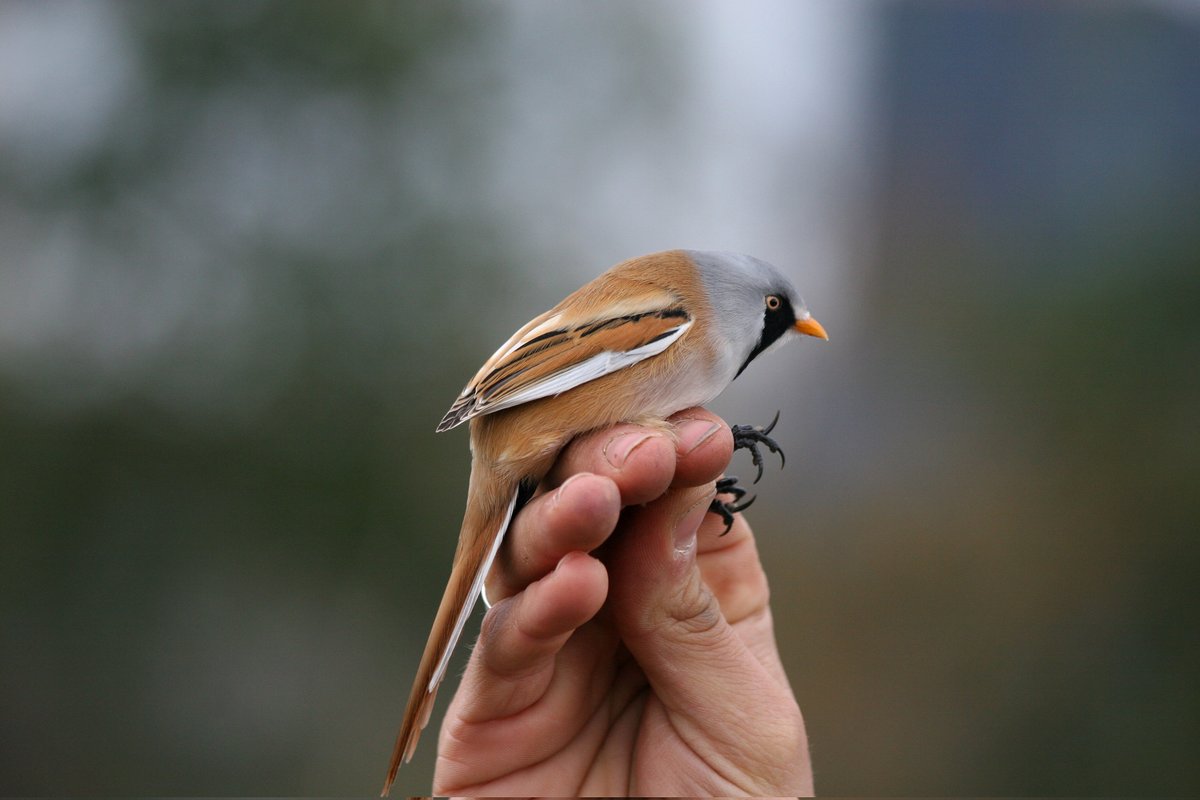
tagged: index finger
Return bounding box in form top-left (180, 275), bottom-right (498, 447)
top-left (491, 409), bottom-right (734, 601)
top-left (543, 407), bottom-right (733, 497)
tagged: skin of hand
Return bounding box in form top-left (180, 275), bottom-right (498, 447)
top-left (431, 407), bottom-right (814, 798)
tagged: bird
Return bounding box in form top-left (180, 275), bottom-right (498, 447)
top-left (381, 248), bottom-right (827, 795)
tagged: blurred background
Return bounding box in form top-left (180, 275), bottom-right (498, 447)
top-left (2, 0), bottom-right (1198, 794)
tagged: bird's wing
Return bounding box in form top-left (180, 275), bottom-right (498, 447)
top-left (437, 282), bottom-right (691, 431)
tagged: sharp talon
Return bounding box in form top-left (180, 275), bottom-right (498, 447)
top-left (713, 412), bottom-right (787, 532)
top-left (730, 493), bottom-right (756, 513)
top-left (731, 413), bottom-right (786, 484)
top-left (709, 473), bottom-right (760, 535)
top-left (708, 495), bottom-right (736, 535)
top-left (715, 476), bottom-right (747, 502)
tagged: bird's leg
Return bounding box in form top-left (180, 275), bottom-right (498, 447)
top-left (729, 410), bottom-right (786, 484)
top-left (706, 412), bottom-right (786, 535)
top-left (708, 476), bottom-right (757, 536)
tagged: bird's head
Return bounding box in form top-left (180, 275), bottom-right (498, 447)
top-left (687, 250), bottom-right (828, 379)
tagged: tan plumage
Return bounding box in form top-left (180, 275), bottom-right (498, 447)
top-left (381, 249), bottom-right (827, 795)
top-left (439, 257), bottom-right (702, 431)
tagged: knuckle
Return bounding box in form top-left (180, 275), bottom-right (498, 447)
top-left (665, 579), bottom-right (725, 641)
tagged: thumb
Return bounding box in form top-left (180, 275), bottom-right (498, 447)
top-left (607, 485), bottom-right (782, 732)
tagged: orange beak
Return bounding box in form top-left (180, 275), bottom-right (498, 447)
top-left (794, 316), bottom-right (829, 341)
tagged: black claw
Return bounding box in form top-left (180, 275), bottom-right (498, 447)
top-left (708, 495), bottom-right (736, 535)
top-left (729, 492), bottom-right (756, 514)
top-left (715, 476), bottom-right (747, 502)
top-left (709, 475), bottom-right (757, 535)
top-left (707, 414), bottom-right (787, 535)
top-left (730, 411), bottom-right (786, 484)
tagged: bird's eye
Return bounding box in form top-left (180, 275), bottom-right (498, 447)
top-left (765, 294), bottom-right (782, 311)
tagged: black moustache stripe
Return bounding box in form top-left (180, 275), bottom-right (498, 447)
top-left (735, 296), bottom-right (797, 379)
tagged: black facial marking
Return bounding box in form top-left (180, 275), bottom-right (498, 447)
top-left (734, 294), bottom-right (797, 379)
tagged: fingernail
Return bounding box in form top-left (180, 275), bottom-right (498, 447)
top-left (676, 418), bottom-right (721, 454)
top-left (673, 492), bottom-right (713, 558)
top-left (605, 432), bottom-right (653, 468)
top-left (552, 473), bottom-right (584, 508)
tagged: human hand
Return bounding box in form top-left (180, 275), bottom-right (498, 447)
top-left (432, 407), bottom-right (813, 797)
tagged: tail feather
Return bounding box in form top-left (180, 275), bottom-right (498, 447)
top-left (380, 483), bottom-right (522, 797)
top-left (429, 490), bottom-right (518, 692)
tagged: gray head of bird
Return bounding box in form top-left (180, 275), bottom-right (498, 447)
top-left (686, 250), bottom-right (828, 379)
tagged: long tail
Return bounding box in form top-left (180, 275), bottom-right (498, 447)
top-left (380, 475), bottom-right (525, 797)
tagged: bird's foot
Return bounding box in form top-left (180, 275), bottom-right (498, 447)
top-left (709, 476), bottom-right (757, 536)
top-left (730, 410), bottom-right (786, 484)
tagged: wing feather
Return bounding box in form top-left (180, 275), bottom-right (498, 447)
top-left (437, 282), bottom-right (690, 431)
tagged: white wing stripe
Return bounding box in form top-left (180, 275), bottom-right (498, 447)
top-left (477, 320), bottom-right (692, 416)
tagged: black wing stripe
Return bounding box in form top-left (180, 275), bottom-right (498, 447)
top-left (578, 306), bottom-right (689, 338)
top-left (438, 305), bottom-right (692, 430)
top-left (503, 334), bottom-right (574, 367)
top-left (513, 327), bottom-right (571, 351)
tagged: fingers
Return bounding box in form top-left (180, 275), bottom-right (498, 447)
top-left (543, 425), bottom-right (675, 503)
top-left (437, 551), bottom-right (611, 783)
top-left (693, 504), bottom-right (790, 686)
top-left (666, 409), bottom-right (734, 488)
top-left (489, 408), bottom-right (734, 600)
top-left (604, 482), bottom-right (808, 785)
top-left (487, 473), bottom-right (620, 601)
top-left (440, 406), bottom-right (809, 794)
top-left (457, 551), bottom-right (608, 721)
top-left (543, 407), bottom-right (732, 496)
top-left (694, 493), bottom-right (771, 625)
